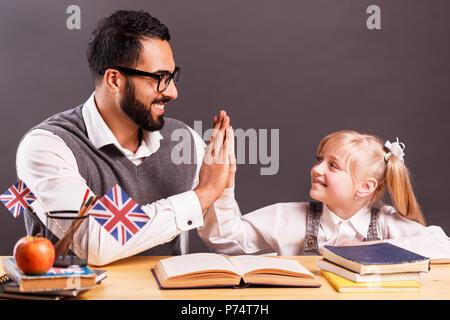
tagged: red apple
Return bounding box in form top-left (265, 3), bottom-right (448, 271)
top-left (13, 236), bottom-right (55, 275)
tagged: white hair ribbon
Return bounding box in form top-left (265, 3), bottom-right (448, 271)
top-left (384, 137), bottom-right (405, 163)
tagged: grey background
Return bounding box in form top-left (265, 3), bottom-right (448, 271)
top-left (0, 1), bottom-right (449, 255)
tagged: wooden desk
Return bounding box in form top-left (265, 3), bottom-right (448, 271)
top-left (2, 256), bottom-right (449, 300)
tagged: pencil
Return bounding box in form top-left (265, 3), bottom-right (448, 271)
top-left (84, 194), bottom-right (100, 215)
top-left (77, 195), bottom-right (94, 217)
top-left (60, 194), bottom-right (100, 259)
top-left (79, 189), bottom-right (90, 210)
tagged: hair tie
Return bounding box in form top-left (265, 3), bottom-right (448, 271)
top-left (384, 137), bottom-right (405, 163)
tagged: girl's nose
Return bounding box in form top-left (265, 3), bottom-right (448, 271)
top-left (312, 161), bottom-right (325, 175)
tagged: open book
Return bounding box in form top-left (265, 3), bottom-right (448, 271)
top-left (152, 253), bottom-right (320, 289)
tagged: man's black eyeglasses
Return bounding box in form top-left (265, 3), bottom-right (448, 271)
top-left (103, 66), bottom-right (181, 92)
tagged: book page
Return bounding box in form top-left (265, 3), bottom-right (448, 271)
top-left (159, 253), bottom-right (239, 278)
top-left (228, 255), bottom-right (314, 277)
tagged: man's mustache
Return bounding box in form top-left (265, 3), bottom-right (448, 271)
top-left (152, 98), bottom-right (170, 105)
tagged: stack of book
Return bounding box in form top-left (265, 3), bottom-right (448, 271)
top-left (316, 242), bottom-right (430, 293)
top-left (0, 258), bottom-right (106, 300)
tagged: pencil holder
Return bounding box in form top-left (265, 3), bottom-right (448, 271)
top-left (45, 211), bottom-right (90, 267)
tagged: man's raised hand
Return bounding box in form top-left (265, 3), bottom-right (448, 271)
top-left (195, 110), bottom-right (235, 212)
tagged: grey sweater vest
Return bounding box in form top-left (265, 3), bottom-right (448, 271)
top-left (23, 104), bottom-right (197, 256)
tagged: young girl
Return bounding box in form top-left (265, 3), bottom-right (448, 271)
top-left (197, 130), bottom-right (450, 261)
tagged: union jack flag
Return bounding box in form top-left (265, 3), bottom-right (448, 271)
top-left (0, 180), bottom-right (37, 218)
top-left (89, 184), bottom-right (150, 245)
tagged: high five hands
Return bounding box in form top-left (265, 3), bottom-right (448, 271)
top-left (194, 110), bottom-right (237, 213)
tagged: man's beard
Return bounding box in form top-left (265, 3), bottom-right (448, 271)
top-left (120, 79), bottom-right (167, 132)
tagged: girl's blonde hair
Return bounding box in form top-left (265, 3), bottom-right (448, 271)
top-left (317, 130), bottom-right (425, 225)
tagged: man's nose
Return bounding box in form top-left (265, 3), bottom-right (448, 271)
top-left (162, 79), bottom-right (178, 100)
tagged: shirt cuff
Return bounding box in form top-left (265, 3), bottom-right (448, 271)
top-left (168, 190), bottom-right (204, 231)
top-left (213, 186), bottom-right (235, 208)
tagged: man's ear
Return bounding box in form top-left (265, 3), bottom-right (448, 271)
top-left (103, 69), bottom-right (124, 94)
top-left (355, 177), bottom-right (378, 199)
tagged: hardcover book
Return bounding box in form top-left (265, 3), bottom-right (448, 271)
top-left (2, 258), bottom-right (97, 292)
top-left (321, 270), bottom-right (420, 293)
top-left (322, 243), bottom-right (430, 274)
top-left (316, 259), bottom-right (420, 282)
top-left (152, 253), bottom-right (321, 289)
top-left (0, 269), bottom-right (107, 299)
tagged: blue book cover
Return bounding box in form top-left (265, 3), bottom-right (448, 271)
top-left (323, 242), bottom-right (429, 265)
top-left (3, 258), bottom-right (95, 280)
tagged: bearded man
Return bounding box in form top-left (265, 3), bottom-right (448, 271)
top-left (16, 10), bottom-right (235, 266)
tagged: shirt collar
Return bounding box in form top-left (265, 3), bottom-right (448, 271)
top-left (321, 204), bottom-right (372, 239)
top-left (82, 92), bottom-right (163, 156)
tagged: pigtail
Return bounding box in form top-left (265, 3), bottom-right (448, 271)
top-left (385, 156), bottom-right (426, 225)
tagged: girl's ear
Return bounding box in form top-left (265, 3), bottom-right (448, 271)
top-left (355, 177), bottom-right (378, 199)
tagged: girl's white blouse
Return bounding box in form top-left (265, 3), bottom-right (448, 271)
top-left (197, 187), bottom-right (450, 261)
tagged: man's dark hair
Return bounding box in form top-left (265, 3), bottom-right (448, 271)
top-left (87, 10), bottom-right (171, 82)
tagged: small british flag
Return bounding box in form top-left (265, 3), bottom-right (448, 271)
top-left (89, 184), bottom-right (150, 245)
top-left (0, 180), bottom-right (37, 218)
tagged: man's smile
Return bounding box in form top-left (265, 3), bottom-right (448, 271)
top-left (151, 98), bottom-right (170, 116)
top-left (151, 103), bottom-right (165, 115)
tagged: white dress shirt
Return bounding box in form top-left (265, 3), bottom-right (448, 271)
top-left (16, 92), bottom-right (210, 266)
top-left (197, 187), bottom-right (450, 261)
